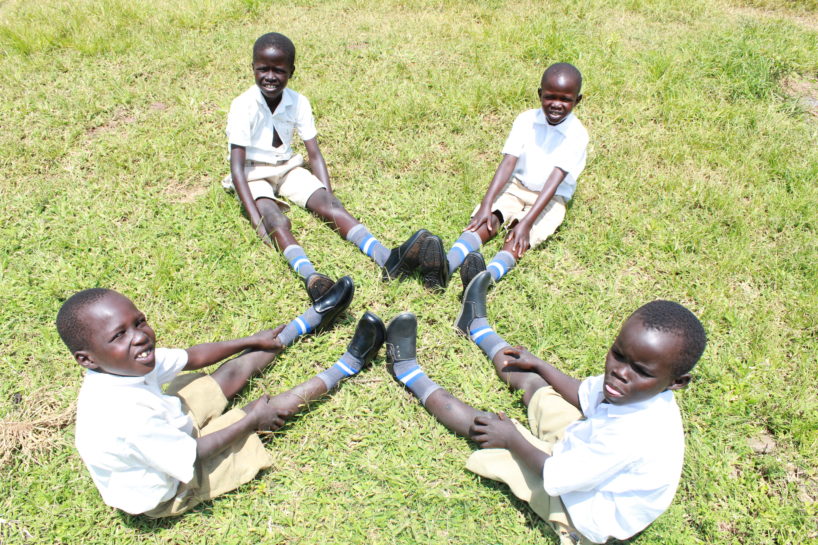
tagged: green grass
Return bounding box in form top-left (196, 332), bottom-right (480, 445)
top-left (1, 0), bottom-right (817, 543)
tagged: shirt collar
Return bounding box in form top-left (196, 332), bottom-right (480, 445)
top-left (601, 389), bottom-right (674, 417)
top-left (533, 109), bottom-right (574, 135)
top-left (253, 86), bottom-right (293, 116)
top-left (84, 368), bottom-right (152, 386)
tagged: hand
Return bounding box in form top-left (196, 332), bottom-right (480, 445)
top-left (249, 324), bottom-right (286, 352)
top-left (499, 346), bottom-right (544, 375)
top-left (470, 412), bottom-right (519, 449)
top-left (504, 221), bottom-right (531, 259)
top-left (244, 395), bottom-right (290, 432)
top-left (466, 204), bottom-right (496, 234)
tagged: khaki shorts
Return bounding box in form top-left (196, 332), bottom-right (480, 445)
top-left (466, 387), bottom-right (591, 545)
top-left (473, 178), bottom-right (567, 249)
top-left (143, 373), bottom-right (273, 518)
top-left (221, 154), bottom-right (326, 210)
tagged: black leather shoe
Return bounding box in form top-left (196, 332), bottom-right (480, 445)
top-left (459, 251), bottom-right (486, 298)
top-left (346, 311), bottom-right (386, 366)
top-left (418, 235), bottom-right (449, 292)
top-left (454, 270), bottom-right (491, 336)
top-left (305, 272), bottom-right (335, 303)
top-left (385, 312), bottom-right (417, 363)
top-left (314, 275), bottom-right (355, 333)
top-left (382, 229), bottom-right (431, 281)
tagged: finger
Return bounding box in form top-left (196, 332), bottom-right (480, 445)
top-left (271, 324), bottom-right (286, 336)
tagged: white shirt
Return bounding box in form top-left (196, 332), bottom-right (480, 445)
top-left (226, 86), bottom-right (318, 164)
top-left (501, 109), bottom-right (588, 200)
top-left (542, 375), bottom-right (685, 544)
top-left (75, 348), bottom-right (197, 515)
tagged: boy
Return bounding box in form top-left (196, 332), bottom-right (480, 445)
top-left (386, 271), bottom-right (706, 544)
top-left (57, 281), bottom-right (386, 517)
top-left (224, 32), bottom-right (432, 300)
top-left (418, 63), bottom-right (589, 293)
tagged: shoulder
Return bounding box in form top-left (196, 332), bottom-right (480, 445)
top-left (512, 108), bottom-right (540, 126)
top-left (560, 113), bottom-right (589, 144)
top-left (229, 86), bottom-right (262, 112)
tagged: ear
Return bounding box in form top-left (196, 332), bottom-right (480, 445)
top-left (74, 351), bottom-right (100, 371)
top-left (537, 87), bottom-right (543, 99)
top-left (575, 93), bottom-right (583, 106)
top-left (667, 373), bottom-right (691, 391)
top-left (290, 64), bottom-right (296, 77)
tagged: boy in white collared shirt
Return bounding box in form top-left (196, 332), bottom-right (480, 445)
top-left (224, 32), bottom-right (433, 301)
top-left (57, 286), bottom-right (381, 517)
top-left (418, 63), bottom-right (589, 293)
top-left (387, 287), bottom-right (706, 544)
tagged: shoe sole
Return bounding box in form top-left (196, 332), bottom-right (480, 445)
top-left (459, 253), bottom-right (486, 298)
top-left (419, 237), bottom-right (447, 291)
top-left (382, 229), bottom-right (431, 281)
top-left (306, 274), bottom-right (335, 303)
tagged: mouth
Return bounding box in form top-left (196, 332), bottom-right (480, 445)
top-left (604, 380), bottom-right (624, 399)
top-left (260, 82), bottom-right (280, 93)
top-left (135, 347), bottom-right (154, 362)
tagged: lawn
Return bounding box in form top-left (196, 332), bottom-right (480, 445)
top-left (0, 0), bottom-right (816, 543)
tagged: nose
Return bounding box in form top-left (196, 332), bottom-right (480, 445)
top-left (132, 328), bottom-right (149, 345)
top-left (610, 361), bottom-right (628, 383)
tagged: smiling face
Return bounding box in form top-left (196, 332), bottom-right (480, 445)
top-left (252, 46), bottom-right (294, 107)
top-left (538, 71), bottom-right (582, 126)
top-left (602, 315), bottom-right (690, 405)
top-left (73, 292), bottom-right (156, 377)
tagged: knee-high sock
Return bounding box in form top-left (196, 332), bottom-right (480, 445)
top-left (317, 350), bottom-right (365, 390)
top-left (446, 231), bottom-right (482, 273)
top-left (487, 250), bottom-right (516, 282)
top-left (468, 317), bottom-right (510, 360)
top-left (276, 305), bottom-right (322, 346)
top-left (283, 245), bottom-right (317, 280)
top-left (346, 224), bottom-right (390, 267)
top-left (392, 358), bottom-right (442, 406)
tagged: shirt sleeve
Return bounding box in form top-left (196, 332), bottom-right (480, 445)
top-left (295, 94), bottom-right (318, 142)
top-left (542, 429), bottom-right (637, 496)
top-left (226, 95), bottom-right (254, 147)
top-left (500, 112), bottom-right (527, 158)
top-left (153, 348), bottom-right (189, 386)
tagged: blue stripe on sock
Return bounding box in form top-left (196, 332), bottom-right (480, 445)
top-left (397, 366), bottom-right (424, 385)
top-left (334, 360), bottom-right (355, 376)
top-left (403, 370), bottom-right (425, 386)
top-left (488, 261), bottom-right (506, 278)
top-left (294, 317), bottom-right (310, 335)
top-left (360, 235), bottom-right (375, 256)
top-left (290, 257), bottom-right (309, 273)
top-left (470, 327), bottom-right (494, 343)
top-left (453, 242), bottom-right (470, 258)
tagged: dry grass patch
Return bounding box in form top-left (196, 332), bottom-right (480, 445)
top-left (0, 389), bottom-right (75, 468)
top-left (781, 74), bottom-right (818, 117)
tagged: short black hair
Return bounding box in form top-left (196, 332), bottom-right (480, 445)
top-left (632, 300), bottom-right (707, 377)
top-left (56, 288), bottom-right (117, 353)
top-left (542, 62), bottom-right (583, 94)
top-left (253, 32), bottom-right (296, 67)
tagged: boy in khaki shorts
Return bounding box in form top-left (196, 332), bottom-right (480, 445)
top-left (225, 32), bottom-right (433, 301)
top-left (385, 271), bottom-right (706, 544)
top-left (418, 63), bottom-right (589, 293)
top-left (57, 282), bottom-right (384, 517)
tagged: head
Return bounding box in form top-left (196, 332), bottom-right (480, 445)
top-left (603, 300), bottom-right (706, 405)
top-left (252, 33), bottom-right (296, 103)
top-left (56, 289), bottom-right (156, 377)
top-left (539, 63), bottom-right (583, 126)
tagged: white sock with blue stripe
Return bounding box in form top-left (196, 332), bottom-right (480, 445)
top-left (487, 250), bottom-right (516, 282)
top-left (446, 231), bottom-right (481, 273)
top-left (316, 351), bottom-right (365, 390)
top-left (283, 245), bottom-right (317, 280)
top-left (391, 358), bottom-right (442, 406)
top-left (276, 306), bottom-right (322, 346)
top-left (468, 317), bottom-right (510, 359)
top-left (346, 224), bottom-right (390, 267)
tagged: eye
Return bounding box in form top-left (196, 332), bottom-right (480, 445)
top-left (631, 364), bottom-right (652, 377)
top-left (110, 330), bottom-right (124, 342)
top-left (611, 348), bottom-right (625, 362)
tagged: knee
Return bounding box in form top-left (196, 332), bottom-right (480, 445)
top-left (308, 190), bottom-right (345, 218)
top-left (258, 203), bottom-right (291, 231)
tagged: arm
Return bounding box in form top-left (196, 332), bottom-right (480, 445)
top-left (230, 144), bottom-right (271, 243)
top-left (184, 328), bottom-right (283, 371)
top-left (303, 137), bottom-right (332, 192)
top-left (466, 154), bottom-right (518, 234)
top-left (195, 395), bottom-right (288, 460)
top-left (471, 413), bottom-right (549, 475)
top-left (499, 346), bottom-right (582, 409)
top-left (504, 166), bottom-right (566, 258)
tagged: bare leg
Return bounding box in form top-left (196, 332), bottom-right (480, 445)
top-left (490, 351), bottom-right (548, 406)
top-left (256, 197), bottom-right (298, 250)
top-left (422, 388), bottom-right (496, 437)
top-left (305, 188), bottom-right (360, 237)
top-left (264, 377), bottom-right (329, 421)
top-left (211, 347), bottom-right (283, 400)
